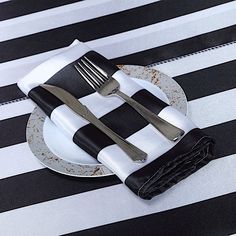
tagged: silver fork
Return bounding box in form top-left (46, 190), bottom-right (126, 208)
top-left (74, 56), bottom-right (185, 142)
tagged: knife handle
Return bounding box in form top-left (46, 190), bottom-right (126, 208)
top-left (82, 106), bottom-right (147, 163)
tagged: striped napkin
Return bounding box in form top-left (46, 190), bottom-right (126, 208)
top-left (18, 40), bottom-right (214, 199)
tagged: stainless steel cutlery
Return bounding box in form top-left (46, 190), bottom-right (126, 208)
top-left (74, 56), bottom-right (184, 142)
top-left (41, 84), bottom-right (147, 163)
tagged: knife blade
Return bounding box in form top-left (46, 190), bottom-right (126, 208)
top-left (40, 84), bottom-right (147, 163)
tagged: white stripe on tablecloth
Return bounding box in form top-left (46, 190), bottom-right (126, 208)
top-left (153, 42), bottom-right (236, 77)
top-left (17, 40), bottom-right (90, 95)
top-left (0, 2), bottom-right (235, 86)
top-left (0, 47), bottom-right (69, 87)
top-left (0, 143), bottom-right (44, 180)
top-left (0, 87), bottom-right (235, 179)
top-left (0, 154), bottom-right (235, 236)
top-left (188, 88), bottom-right (236, 129)
top-left (0, 0), bottom-right (159, 42)
top-left (0, 99), bottom-right (34, 120)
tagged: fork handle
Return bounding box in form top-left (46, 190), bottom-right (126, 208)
top-left (84, 109), bottom-right (147, 163)
top-left (116, 90), bottom-right (184, 141)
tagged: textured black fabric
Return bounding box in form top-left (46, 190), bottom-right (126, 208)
top-left (46, 51), bottom-right (118, 99)
top-left (125, 129), bottom-right (214, 199)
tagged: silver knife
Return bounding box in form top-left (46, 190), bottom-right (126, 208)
top-left (40, 84), bottom-right (147, 163)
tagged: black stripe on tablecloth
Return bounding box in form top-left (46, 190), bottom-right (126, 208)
top-left (66, 192), bottom-right (236, 236)
top-left (173, 60), bottom-right (236, 100)
top-left (112, 26), bottom-right (236, 66)
top-left (0, 0), bottom-right (233, 63)
top-left (202, 121), bottom-right (236, 159)
top-left (0, 114), bottom-right (29, 148)
top-left (0, 0), bottom-right (84, 21)
top-left (0, 169), bottom-right (121, 214)
top-left (0, 84), bottom-right (25, 103)
top-left (0, 120), bottom-right (235, 213)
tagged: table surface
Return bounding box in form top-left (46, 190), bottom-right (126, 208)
top-left (0, 0), bottom-right (235, 235)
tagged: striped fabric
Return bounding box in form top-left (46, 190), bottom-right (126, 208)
top-left (0, 0), bottom-right (235, 235)
top-left (17, 40), bottom-right (214, 199)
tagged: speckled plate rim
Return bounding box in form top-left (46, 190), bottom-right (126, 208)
top-left (26, 65), bottom-right (187, 177)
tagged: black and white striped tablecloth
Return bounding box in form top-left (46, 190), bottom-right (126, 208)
top-left (0, 0), bottom-right (235, 235)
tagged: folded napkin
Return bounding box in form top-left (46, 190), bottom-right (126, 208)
top-left (18, 40), bottom-right (214, 200)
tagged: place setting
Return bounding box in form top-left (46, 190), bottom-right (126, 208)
top-left (19, 40), bottom-right (214, 200)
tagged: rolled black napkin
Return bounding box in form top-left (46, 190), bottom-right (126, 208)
top-left (18, 40), bottom-right (214, 199)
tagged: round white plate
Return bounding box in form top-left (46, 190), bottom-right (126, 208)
top-left (26, 65), bottom-right (187, 177)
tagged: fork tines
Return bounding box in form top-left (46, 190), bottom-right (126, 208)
top-left (74, 57), bottom-right (108, 90)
